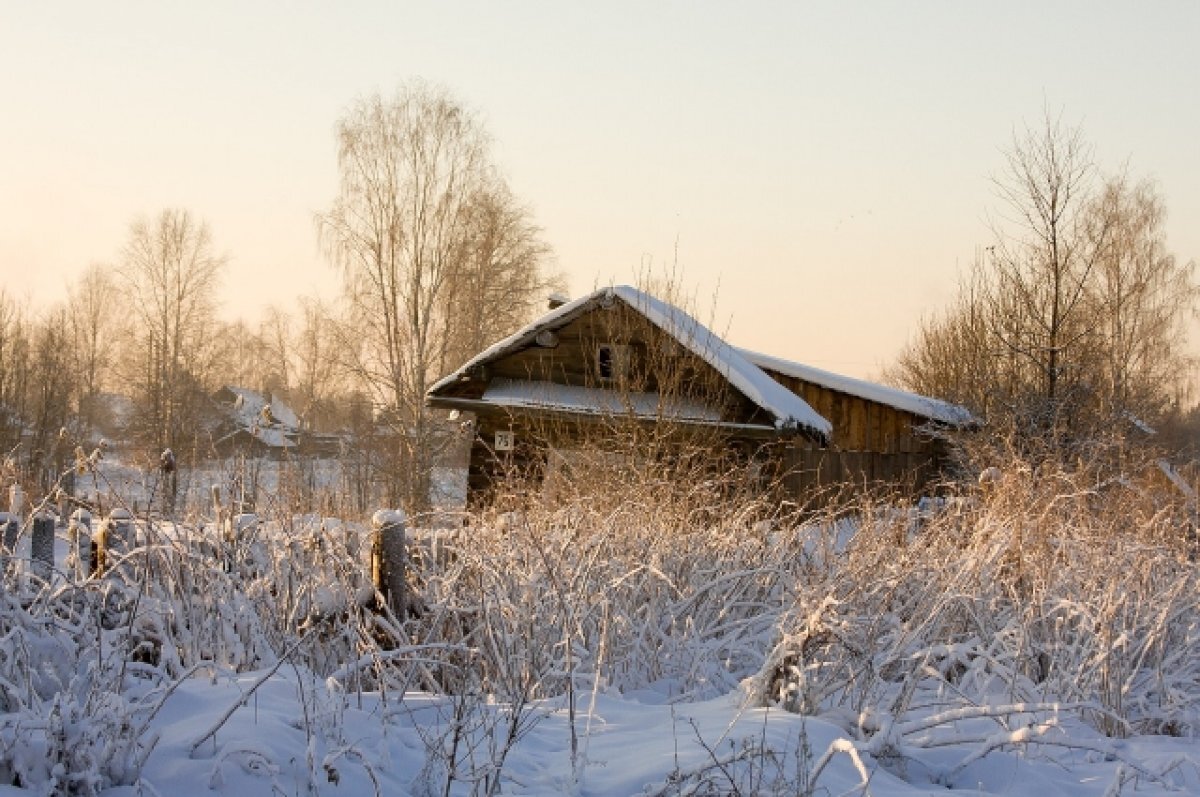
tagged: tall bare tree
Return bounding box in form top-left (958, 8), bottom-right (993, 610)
top-left (66, 263), bottom-right (121, 435)
top-left (290, 296), bottom-right (341, 431)
top-left (117, 209), bottom-right (224, 483)
top-left (318, 82), bottom-right (555, 510)
top-left (1086, 174), bottom-right (1197, 421)
top-left (438, 183), bottom-right (559, 371)
top-left (983, 109), bottom-right (1111, 434)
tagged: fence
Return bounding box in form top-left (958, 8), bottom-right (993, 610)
top-left (0, 482), bottom-right (411, 619)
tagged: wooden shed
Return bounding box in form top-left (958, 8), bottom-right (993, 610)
top-left (426, 286), bottom-right (973, 505)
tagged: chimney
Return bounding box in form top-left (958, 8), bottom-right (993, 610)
top-left (547, 292), bottom-right (569, 311)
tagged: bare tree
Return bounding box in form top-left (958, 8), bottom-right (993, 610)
top-left (0, 295), bottom-right (82, 493)
top-left (117, 209), bottom-right (224, 493)
top-left (26, 307), bottom-right (76, 490)
top-left (890, 111), bottom-right (1196, 460)
top-left (66, 263), bottom-right (121, 435)
top-left (211, 314), bottom-right (290, 398)
top-left (1086, 173), bottom-right (1197, 421)
top-left (290, 296), bottom-right (341, 431)
top-left (259, 305), bottom-right (293, 398)
top-left (984, 108), bottom-right (1110, 434)
top-left (438, 182), bottom-right (560, 371)
top-left (0, 290), bottom-right (33, 459)
top-left (888, 264), bottom-right (1000, 417)
top-left (318, 82), bottom-right (555, 510)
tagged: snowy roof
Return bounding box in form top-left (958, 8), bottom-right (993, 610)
top-left (216, 386), bottom-right (301, 449)
top-left (220, 386), bottom-right (301, 432)
top-left (428, 285), bottom-right (832, 439)
top-left (483, 378), bottom-right (723, 422)
top-left (737, 348), bottom-right (976, 426)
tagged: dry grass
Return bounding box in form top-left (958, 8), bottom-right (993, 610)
top-left (0, 444), bottom-right (1196, 793)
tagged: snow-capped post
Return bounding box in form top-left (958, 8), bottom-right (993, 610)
top-left (227, 513), bottom-right (257, 572)
top-left (30, 511), bottom-right (54, 580)
top-left (160, 448), bottom-right (177, 513)
top-left (95, 507), bottom-right (134, 575)
top-left (372, 509), bottom-right (407, 618)
top-left (8, 483), bottom-right (23, 518)
top-left (68, 508), bottom-right (92, 580)
top-left (0, 511), bottom-right (15, 555)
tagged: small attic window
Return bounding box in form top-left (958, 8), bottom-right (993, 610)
top-left (597, 344), bottom-right (630, 381)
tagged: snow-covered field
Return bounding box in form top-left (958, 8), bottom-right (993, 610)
top-left (14, 668), bottom-right (1188, 797)
top-left (0, 461), bottom-right (1197, 795)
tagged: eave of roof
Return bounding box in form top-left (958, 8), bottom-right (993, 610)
top-left (482, 377), bottom-right (722, 422)
top-left (431, 396), bottom-right (786, 438)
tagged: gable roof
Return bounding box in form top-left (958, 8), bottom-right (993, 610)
top-left (737, 349), bottom-right (977, 427)
top-left (427, 285), bottom-right (833, 439)
top-left (214, 386), bottom-right (300, 449)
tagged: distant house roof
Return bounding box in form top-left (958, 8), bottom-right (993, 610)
top-left (428, 285), bottom-right (833, 439)
top-left (214, 386), bottom-right (300, 450)
top-left (737, 349), bottom-right (977, 427)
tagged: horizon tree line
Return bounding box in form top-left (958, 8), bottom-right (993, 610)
top-left (2, 98), bottom-right (1196, 507)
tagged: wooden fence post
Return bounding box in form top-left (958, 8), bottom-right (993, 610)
top-left (8, 484), bottom-right (22, 519)
top-left (4, 484), bottom-right (21, 554)
top-left (372, 509), bottom-right (407, 618)
top-left (69, 508), bottom-right (92, 580)
top-left (31, 511), bottom-right (54, 581)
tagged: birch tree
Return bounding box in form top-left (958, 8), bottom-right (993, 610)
top-left (438, 183), bottom-right (558, 372)
top-left (1086, 174), bottom-right (1197, 421)
top-left (66, 264), bottom-right (121, 434)
top-left (318, 82), bottom-right (554, 510)
top-left (118, 209), bottom-right (224, 489)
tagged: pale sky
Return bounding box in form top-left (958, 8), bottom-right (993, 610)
top-left (2, 2), bottom-right (1197, 380)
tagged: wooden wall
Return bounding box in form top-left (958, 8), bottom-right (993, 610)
top-left (464, 412), bottom-right (950, 508)
top-left (759, 368), bottom-right (939, 455)
top-left (755, 367), bottom-right (951, 502)
top-left (452, 305), bottom-right (767, 427)
top-left (777, 447), bottom-right (939, 506)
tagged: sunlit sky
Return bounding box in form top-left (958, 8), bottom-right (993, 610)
top-left (3, 2), bottom-right (1197, 380)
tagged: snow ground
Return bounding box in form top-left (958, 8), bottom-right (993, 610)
top-left (7, 668), bottom-right (1189, 797)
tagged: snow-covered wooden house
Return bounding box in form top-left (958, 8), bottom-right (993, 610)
top-left (212, 386), bottom-right (301, 458)
top-left (425, 286), bottom-right (974, 505)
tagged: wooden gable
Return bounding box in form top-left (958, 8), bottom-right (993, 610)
top-left (432, 301), bottom-right (779, 432)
